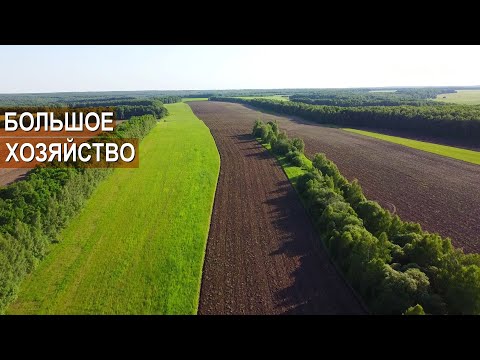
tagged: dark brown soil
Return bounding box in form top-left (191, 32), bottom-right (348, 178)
top-left (0, 168), bottom-right (29, 187)
top-left (189, 101), bottom-right (366, 315)
top-left (222, 102), bottom-right (480, 253)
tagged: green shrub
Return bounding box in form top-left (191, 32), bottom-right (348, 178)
top-left (272, 139), bottom-right (291, 155)
top-left (291, 138), bottom-right (305, 153)
top-left (252, 119), bottom-right (264, 137)
top-left (286, 150), bottom-right (304, 167)
top-left (404, 304), bottom-right (426, 315)
top-left (267, 121), bottom-right (279, 136)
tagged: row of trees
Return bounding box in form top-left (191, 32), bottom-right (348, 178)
top-left (0, 88), bottom-right (470, 107)
top-left (0, 112), bottom-right (162, 312)
top-left (0, 93), bottom-right (182, 107)
top-left (0, 98), bottom-right (180, 127)
top-left (77, 96), bottom-right (180, 106)
top-left (253, 120), bottom-right (480, 314)
top-left (290, 96), bottom-right (443, 107)
top-left (67, 98), bottom-right (174, 120)
top-left (290, 88), bottom-right (455, 107)
top-left (214, 97), bottom-right (480, 142)
top-left (115, 101), bottom-right (168, 119)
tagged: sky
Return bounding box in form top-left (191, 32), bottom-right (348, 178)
top-left (0, 45), bottom-right (479, 93)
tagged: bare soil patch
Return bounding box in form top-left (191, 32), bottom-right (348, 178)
top-left (0, 168), bottom-right (29, 186)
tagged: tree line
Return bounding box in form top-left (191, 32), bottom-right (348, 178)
top-left (0, 110), bottom-right (164, 313)
top-left (115, 100), bottom-right (168, 119)
top-left (0, 93), bottom-right (182, 107)
top-left (290, 87), bottom-right (456, 107)
top-left (253, 119), bottom-right (480, 315)
top-left (65, 96), bottom-right (181, 107)
top-left (290, 96), bottom-right (441, 107)
top-left (4, 87), bottom-right (480, 107)
top-left (0, 96), bottom-right (181, 125)
top-left (0, 96), bottom-right (180, 124)
top-left (213, 97), bottom-right (480, 142)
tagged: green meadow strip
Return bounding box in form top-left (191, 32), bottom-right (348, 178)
top-left (344, 128), bottom-right (480, 165)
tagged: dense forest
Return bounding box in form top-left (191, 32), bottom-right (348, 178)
top-left (0, 97), bottom-right (177, 121)
top-left (253, 120), bottom-right (480, 314)
top-left (0, 92), bottom-right (181, 107)
top-left (114, 100), bottom-right (169, 119)
top-left (289, 88), bottom-right (457, 107)
top-left (3, 87), bottom-right (479, 106)
top-left (213, 97), bottom-right (480, 142)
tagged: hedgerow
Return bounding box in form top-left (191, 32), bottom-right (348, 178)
top-left (253, 120), bottom-right (480, 315)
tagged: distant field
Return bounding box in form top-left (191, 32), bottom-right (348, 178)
top-left (344, 128), bottom-right (480, 165)
top-left (236, 95), bottom-right (289, 101)
top-left (436, 90), bottom-right (480, 105)
top-left (8, 102), bottom-right (220, 314)
top-left (182, 98), bottom-right (208, 102)
top-left (368, 90), bottom-right (397, 93)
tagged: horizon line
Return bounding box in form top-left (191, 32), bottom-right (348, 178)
top-left (1, 85), bottom-right (480, 96)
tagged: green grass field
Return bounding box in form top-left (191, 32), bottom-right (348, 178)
top-left (237, 95), bottom-right (289, 101)
top-left (435, 90), bottom-right (480, 105)
top-left (7, 103), bottom-right (220, 315)
top-left (182, 98), bottom-right (208, 102)
top-left (344, 128), bottom-right (480, 165)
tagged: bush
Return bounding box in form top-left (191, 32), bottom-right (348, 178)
top-left (291, 138), bottom-right (305, 153)
top-left (286, 150), bottom-right (304, 167)
top-left (404, 304), bottom-right (426, 315)
top-left (252, 119), bottom-right (263, 137)
top-left (272, 139), bottom-right (291, 155)
top-left (267, 121), bottom-right (279, 136)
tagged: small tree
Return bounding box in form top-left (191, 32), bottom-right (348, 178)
top-left (267, 121), bottom-right (279, 136)
top-left (291, 138), bottom-right (305, 153)
top-left (272, 139), bottom-right (291, 155)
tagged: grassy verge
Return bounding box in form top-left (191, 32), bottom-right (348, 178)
top-left (259, 140), bottom-right (311, 187)
top-left (7, 103), bottom-right (220, 315)
top-left (344, 128), bottom-right (480, 165)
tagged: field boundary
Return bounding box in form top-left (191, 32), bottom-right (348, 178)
top-left (185, 103), bottom-right (221, 314)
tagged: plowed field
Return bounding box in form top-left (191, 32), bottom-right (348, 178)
top-left (204, 102), bottom-right (480, 253)
top-left (189, 101), bottom-right (365, 315)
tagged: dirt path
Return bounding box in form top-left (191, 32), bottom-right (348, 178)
top-left (0, 168), bottom-right (29, 186)
top-left (214, 102), bottom-right (480, 253)
top-left (189, 101), bottom-right (365, 315)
